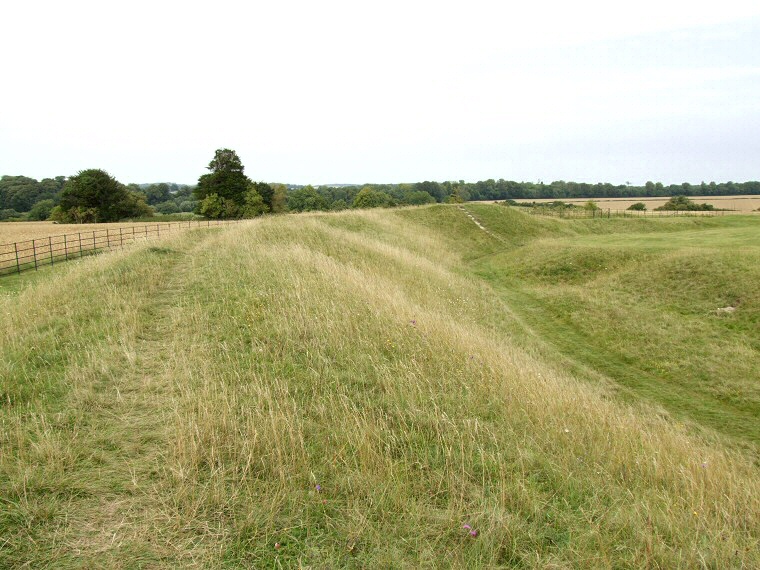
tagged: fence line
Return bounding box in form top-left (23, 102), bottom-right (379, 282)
top-left (0, 219), bottom-right (243, 278)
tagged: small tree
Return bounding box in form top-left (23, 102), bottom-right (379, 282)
top-left (241, 185), bottom-right (269, 217)
top-left (270, 184), bottom-right (289, 213)
top-left (250, 181), bottom-right (274, 211)
top-left (0, 209), bottom-right (23, 221)
top-left (627, 202), bottom-right (646, 211)
top-left (155, 201), bottom-right (180, 215)
top-left (27, 199), bottom-right (56, 220)
top-left (198, 193), bottom-right (226, 219)
top-left (353, 187), bottom-right (394, 209)
top-left (447, 187), bottom-right (465, 203)
top-left (655, 195), bottom-right (714, 211)
top-left (405, 191), bottom-right (436, 205)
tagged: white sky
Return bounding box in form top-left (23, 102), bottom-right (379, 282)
top-left (1, 0), bottom-right (759, 185)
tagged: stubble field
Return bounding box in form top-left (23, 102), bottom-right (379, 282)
top-left (511, 195), bottom-right (760, 212)
top-left (0, 221), bottom-right (171, 246)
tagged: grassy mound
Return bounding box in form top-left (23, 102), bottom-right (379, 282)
top-left (1, 206), bottom-right (758, 567)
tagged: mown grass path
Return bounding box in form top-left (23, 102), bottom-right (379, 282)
top-left (1, 231), bottom-right (221, 566)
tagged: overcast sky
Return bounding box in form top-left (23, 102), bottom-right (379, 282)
top-left (2, 0), bottom-right (759, 186)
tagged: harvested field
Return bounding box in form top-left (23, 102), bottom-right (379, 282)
top-left (0, 219), bottom-right (243, 277)
top-left (0, 221), bottom-right (175, 245)
top-left (511, 195), bottom-right (760, 212)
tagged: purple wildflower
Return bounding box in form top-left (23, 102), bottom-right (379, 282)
top-left (316, 484), bottom-right (322, 492)
top-left (462, 524), bottom-right (472, 530)
top-left (469, 530), bottom-right (478, 537)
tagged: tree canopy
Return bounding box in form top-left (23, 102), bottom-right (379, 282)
top-left (193, 149), bottom-right (278, 219)
top-left (53, 169), bottom-right (152, 223)
top-left (0, 175), bottom-right (64, 212)
top-left (352, 187), bottom-right (395, 209)
top-left (194, 149), bottom-right (251, 218)
top-left (287, 186), bottom-right (329, 212)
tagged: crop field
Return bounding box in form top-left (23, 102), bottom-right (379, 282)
top-left (1, 205), bottom-right (758, 568)
top-left (0, 221), bottom-right (174, 245)
top-left (0, 219), bottom-right (241, 277)
top-left (511, 195), bottom-right (760, 212)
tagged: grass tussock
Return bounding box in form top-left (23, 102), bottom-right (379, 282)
top-left (1, 206), bottom-right (758, 568)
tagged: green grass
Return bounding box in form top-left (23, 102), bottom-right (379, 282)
top-left (0, 207), bottom-right (758, 568)
top-left (459, 205), bottom-right (760, 453)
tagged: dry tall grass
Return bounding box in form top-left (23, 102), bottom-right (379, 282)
top-left (1, 209), bottom-right (758, 567)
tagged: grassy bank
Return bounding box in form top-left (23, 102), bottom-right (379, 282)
top-left (1, 206), bottom-right (758, 567)
top-left (460, 205), bottom-right (760, 452)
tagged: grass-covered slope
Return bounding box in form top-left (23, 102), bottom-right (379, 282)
top-left (1, 206), bottom-right (758, 568)
top-left (460, 205), bottom-right (760, 450)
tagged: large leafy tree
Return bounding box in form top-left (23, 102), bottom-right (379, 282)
top-left (55, 169), bottom-right (152, 222)
top-left (194, 149), bottom-right (251, 209)
top-left (193, 149), bottom-right (277, 219)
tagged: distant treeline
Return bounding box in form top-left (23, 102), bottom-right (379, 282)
top-left (282, 179), bottom-right (760, 212)
top-left (2, 173), bottom-right (759, 221)
top-left (454, 179), bottom-right (760, 201)
top-left (0, 175), bottom-right (197, 221)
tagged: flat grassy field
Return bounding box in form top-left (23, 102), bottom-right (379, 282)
top-left (1, 206), bottom-right (758, 568)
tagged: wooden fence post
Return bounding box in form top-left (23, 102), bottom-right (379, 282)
top-left (119, 228), bottom-right (124, 249)
top-left (48, 236), bottom-right (54, 266)
top-left (14, 242), bottom-right (21, 274)
top-left (33, 240), bottom-right (38, 270)
top-left (78, 233), bottom-right (83, 257)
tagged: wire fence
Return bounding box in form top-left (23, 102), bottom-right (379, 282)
top-left (0, 219), bottom-right (243, 278)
